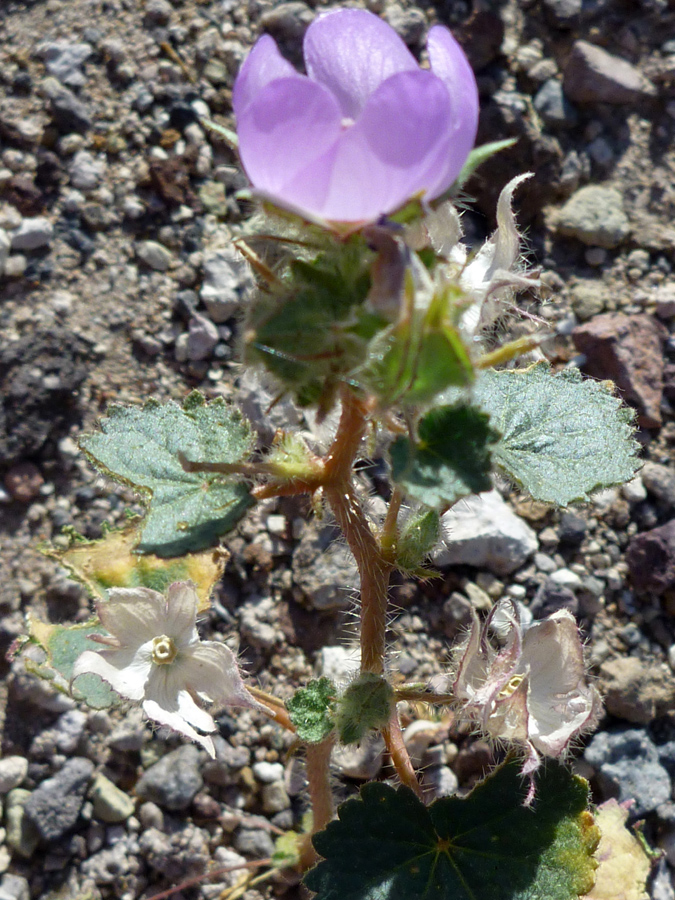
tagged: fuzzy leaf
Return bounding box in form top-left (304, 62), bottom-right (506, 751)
top-left (390, 404), bottom-right (499, 509)
top-left (475, 364), bottom-right (641, 506)
top-left (306, 760), bottom-right (599, 900)
top-left (585, 800), bottom-right (651, 900)
top-left (454, 139), bottom-right (518, 189)
top-left (334, 674), bottom-right (394, 745)
top-left (80, 393), bottom-right (255, 556)
top-left (44, 524), bottom-right (227, 610)
top-left (22, 617), bottom-right (118, 709)
top-left (396, 509), bottom-right (441, 571)
top-left (287, 678), bottom-right (336, 744)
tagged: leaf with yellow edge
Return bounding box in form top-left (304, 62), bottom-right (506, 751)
top-left (584, 800), bottom-right (651, 900)
top-left (44, 524), bottom-right (227, 612)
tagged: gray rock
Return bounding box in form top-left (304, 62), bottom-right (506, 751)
top-left (233, 827), bottom-right (276, 858)
top-left (0, 758), bottom-right (28, 794)
top-left (433, 490), bottom-right (538, 576)
top-left (40, 41), bottom-right (92, 88)
top-left (261, 780), bottom-right (291, 814)
top-left (0, 229), bottom-right (10, 278)
top-left (424, 766), bottom-right (459, 798)
top-left (52, 708), bottom-right (87, 753)
top-left (69, 150), bottom-right (105, 190)
top-left (200, 246), bottom-right (253, 322)
top-left (202, 736), bottom-right (250, 787)
top-left (259, 2), bottom-right (314, 42)
top-left (89, 773), bottom-right (135, 823)
top-left (41, 77), bottom-right (92, 132)
top-left (626, 518), bottom-right (675, 595)
top-left (641, 462), bottom-right (675, 508)
top-left (136, 240), bottom-right (172, 272)
top-left (293, 523), bottom-right (359, 610)
top-left (600, 655), bottom-right (675, 723)
top-left (585, 729), bottom-right (671, 816)
top-left (252, 761), bottom-right (284, 784)
top-left (0, 875), bottom-right (29, 900)
top-left (135, 745), bottom-right (203, 810)
top-left (5, 790), bottom-right (39, 858)
top-left (533, 79), bottom-right (578, 128)
top-left (24, 757), bottom-right (94, 841)
top-left (187, 313), bottom-right (219, 361)
top-left (81, 834), bottom-right (139, 885)
top-left (238, 594), bottom-right (279, 649)
top-left (563, 41), bottom-right (657, 104)
top-left (144, 0), bottom-right (173, 25)
top-left (139, 824), bottom-right (209, 880)
top-left (652, 858), bottom-right (675, 900)
top-left (332, 733), bottom-right (385, 780)
top-left (10, 217), bottom-right (53, 251)
top-left (530, 579), bottom-right (578, 618)
top-left (556, 185), bottom-right (630, 249)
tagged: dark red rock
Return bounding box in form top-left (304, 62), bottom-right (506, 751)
top-left (572, 313), bottom-right (667, 428)
top-left (626, 519), bottom-right (675, 595)
top-left (563, 41), bottom-right (657, 105)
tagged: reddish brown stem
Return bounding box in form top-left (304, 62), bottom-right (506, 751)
top-left (382, 711), bottom-right (423, 799)
top-left (300, 739), bottom-right (335, 869)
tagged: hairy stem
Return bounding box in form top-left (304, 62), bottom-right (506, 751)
top-left (248, 686), bottom-right (296, 733)
top-left (382, 710), bottom-right (424, 799)
top-left (300, 739), bottom-right (335, 869)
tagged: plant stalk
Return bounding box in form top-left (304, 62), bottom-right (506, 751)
top-left (300, 738), bottom-right (335, 869)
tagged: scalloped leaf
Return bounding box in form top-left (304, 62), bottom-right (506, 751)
top-left (306, 760), bottom-right (599, 900)
top-left (396, 508), bottom-right (441, 572)
top-left (21, 617), bottom-right (118, 709)
top-left (80, 393), bottom-right (255, 556)
top-left (44, 524), bottom-right (227, 610)
top-left (475, 364), bottom-right (641, 506)
top-left (390, 404), bottom-right (499, 509)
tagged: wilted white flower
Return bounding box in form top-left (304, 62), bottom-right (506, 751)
top-left (453, 599), bottom-right (601, 801)
top-left (422, 173), bottom-right (541, 341)
top-left (72, 582), bottom-right (260, 756)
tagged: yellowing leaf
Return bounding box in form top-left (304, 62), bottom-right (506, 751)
top-left (46, 524), bottom-right (227, 611)
top-left (584, 800), bottom-right (651, 900)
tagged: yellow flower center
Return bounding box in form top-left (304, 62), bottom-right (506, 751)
top-left (497, 673), bottom-right (525, 700)
top-left (152, 635), bottom-right (177, 665)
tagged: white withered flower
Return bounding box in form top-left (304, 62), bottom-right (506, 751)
top-left (72, 582), bottom-right (260, 756)
top-left (453, 599), bottom-right (601, 800)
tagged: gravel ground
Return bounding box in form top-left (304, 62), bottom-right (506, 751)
top-left (3, 0), bottom-right (675, 898)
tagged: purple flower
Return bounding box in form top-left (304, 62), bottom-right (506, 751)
top-left (232, 9), bottom-right (478, 224)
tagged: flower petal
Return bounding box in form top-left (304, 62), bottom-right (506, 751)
top-left (143, 697), bottom-right (215, 757)
top-left (236, 75), bottom-right (342, 210)
top-left (523, 610), bottom-right (601, 757)
top-left (180, 642), bottom-right (260, 709)
top-left (303, 8), bottom-right (417, 120)
top-left (72, 647), bottom-right (152, 702)
top-left (426, 25), bottom-right (479, 196)
top-left (165, 581), bottom-right (199, 648)
top-left (232, 34), bottom-right (300, 118)
top-left (97, 588), bottom-right (166, 647)
top-left (284, 69), bottom-right (455, 222)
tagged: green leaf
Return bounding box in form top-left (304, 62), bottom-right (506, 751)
top-left (453, 139), bottom-right (518, 189)
top-left (334, 674), bottom-right (394, 745)
top-left (305, 760), bottom-right (599, 900)
top-left (390, 404), bottom-right (499, 509)
top-left (475, 364), bottom-right (641, 506)
top-left (396, 509), bottom-right (441, 572)
top-left (80, 393), bottom-right (255, 557)
top-left (287, 678), bottom-right (336, 744)
top-left (360, 286), bottom-right (474, 408)
top-left (22, 616), bottom-right (118, 709)
top-left (246, 241), bottom-right (373, 408)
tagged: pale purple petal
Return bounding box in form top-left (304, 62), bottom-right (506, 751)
top-left (143, 697), bottom-right (216, 757)
top-left (72, 647), bottom-right (152, 702)
top-left (236, 76), bottom-right (342, 208)
top-left (303, 8), bottom-right (417, 120)
top-left (282, 69), bottom-right (455, 222)
top-left (180, 642), bottom-right (260, 709)
top-left (97, 588), bottom-right (166, 647)
top-left (426, 25), bottom-right (479, 196)
top-left (232, 34), bottom-right (300, 118)
top-left (165, 582), bottom-right (199, 648)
